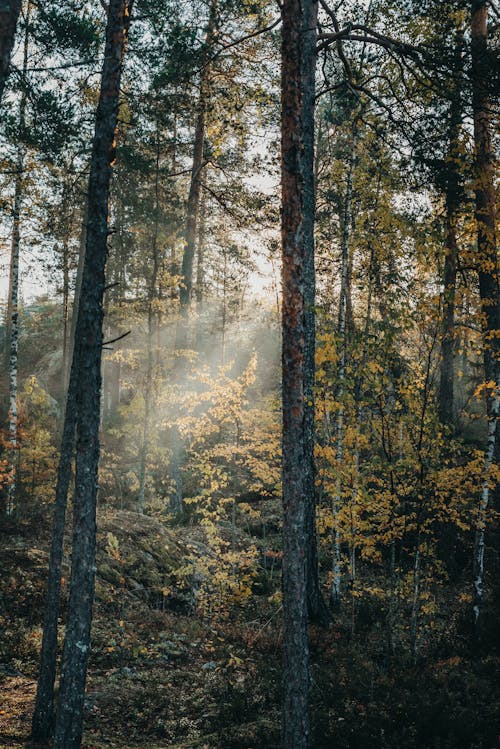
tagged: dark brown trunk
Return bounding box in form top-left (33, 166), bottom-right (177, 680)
top-left (195, 188), bottom-right (205, 309)
top-left (471, 0), bottom-right (499, 388)
top-left (0, 0), bottom-right (22, 106)
top-left (52, 3), bottom-right (133, 747)
top-left (179, 108), bottom-right (205, 311)
top-left (280, 0), bottom-right (318, 744)
top-left (31, 371), bottom-right (77, 740)
top-left (438, 29), bottom-right (463, 427)
top-left (32, 196), bottom-right (89, 742)
top-left (303, 7), bottom-right (329, 627)
top-left (470, 0), bottom-right (499, 631)
top-left (138, 121), bottom-right (161, 514)
top-left (178, 0), bottom-right (216, 316)
top-left (439, 209), bottom-right (458, 426)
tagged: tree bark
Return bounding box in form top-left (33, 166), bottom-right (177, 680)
top-left (438, 205), bottom-right (458, 426)
top-left (195, 189), bottom-right (206, 310)
top-left (438, 29), bottom-right (463, 427)
top-left (52, 3), bottom-right (133, 747)
top-left (0, 0), bottom-right (22, 106)
top-left (178, 0), bottom-right (216, 317)
top-left (470, 0), bottom-right (499, 632)
top-left (280, 0), bottom-right (318, 744)
top-left (303, 0), bottom-right (330, 629)
top-left (179, 107), bottom-right (206, 312)
top-left (6, 150), bottom-right (21, 516)
top-left (330, 128), bottom-right (357, 608)
top-left (5, 4), bottom-right (29, 516)
top-left (138, 120), bottom-right (161, 514)
top-left (31, 368), bottom-right (77, 740)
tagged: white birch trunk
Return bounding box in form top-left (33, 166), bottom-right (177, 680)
top-left (5, 3), bottom-right (29, 515)
top-left (472, 388), bottom-right (499, 627)
top-left (6, 156), bottom-right (21, 515)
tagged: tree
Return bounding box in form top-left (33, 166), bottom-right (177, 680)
top-left (178, 0), bottom-right (217, 317)
top-left (280, 0), bottom-right (318, 744)
top-left (470, 0), bottom-right (499, 632)
top-left (38, 3), bottom-right (134, 747)
top-left (438, 24), bottom-right (465, 427)
top-left (0, 0), bottom-right (22, 106)
top-left (4, 0), bottom-right (30, 515)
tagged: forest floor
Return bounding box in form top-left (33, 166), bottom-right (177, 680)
top-left (2, 509), bottom-right (500, 749)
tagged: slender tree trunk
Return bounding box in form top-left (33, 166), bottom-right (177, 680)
top-left (472, 397), bottom-right (498, 628)
top-left (330, 128), bottom-right (357, 608)
top-left (138, 121), bottom-right (161, 514)
top-left (470, 0), bottom-right (500, 631)
top-left (179, 108), bottom-right (205, 313)
top-left (6, 152), bottom-right (21, 516)
top-left (439, 208), bottom-right (458, 426)
top-left (303, 0), bottom-right (329, 629)
top-left (195, 190), bottom-right (206, 351)
top-left (68, 204), bottom-right (88, 382)
top-left (348, 263), bottom-right (373, 631)
top-left (5, 6), bottom-right (29, 516)
top-left (32, 179), bottom-right (86, 747)
top-left (62, 237), bottom-right (70, 392)
top-left (31, 369), bottom-right (77, 740)
top-left (438, 29), bottom-right (463, 427)
top-left (60, 188), bottom-right (76, 397)
top-left (0, 0), bottom-right (22, 106)
top-left (195, 190), bottom-right (205, 309)
top-left (410, 533), bottom-right (421, 656)
top-left (52, 4), bottom-right (133, 747)
top-left (280, 0), bottom-right (318, 744)
top-left (178, 0), bottom-right (216, 319)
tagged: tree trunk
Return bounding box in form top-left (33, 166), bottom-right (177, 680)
top-left (138, 121), bottom-right (161, 514)
top-left (438, 29), bottom-right (463, 427)
top-left (31, 135), bottom-right (87, 749)
top-left (179, 108), bottom-right (205, 313)
top-left (470, 0), bottom-right (500, 632)
top-left (68, 204), bottom-right (88, 382)
top-left (0, 0), bottom-right (22, 106)
top-left (195, 189), bottom-right (206, 310)
top-left (31, 369), bottom-right (77, 740)
top-left (280, 0), bottom-right (318, 744)
top-left (438, 207), bottom-right (458, 426)
top-left (6, 152), bottom-right (21, 516)
top-left (178, 0), bottom-right (216, 318)
top-left (303, 0), bottom-right (329, 629)
top-left (330, 128), bottom-right (357, 608)
top-left (5, 5), bottom-right (29, 516)
top-left (52, 3), bottom-right (133, 747)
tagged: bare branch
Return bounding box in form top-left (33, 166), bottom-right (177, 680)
top-left (102, 330), bottom-right (131, 347)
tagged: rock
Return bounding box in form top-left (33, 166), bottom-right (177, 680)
top-left (201, 661), bottom-right (217, 671)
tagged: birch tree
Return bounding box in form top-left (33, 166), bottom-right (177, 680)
top-left (5, 0), bottom-right (29, 516)
top-left (470, 0), bottom-right (499, 633)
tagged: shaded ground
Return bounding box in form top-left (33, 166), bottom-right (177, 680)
top-left (2, 510), bottom-right (500, 748)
